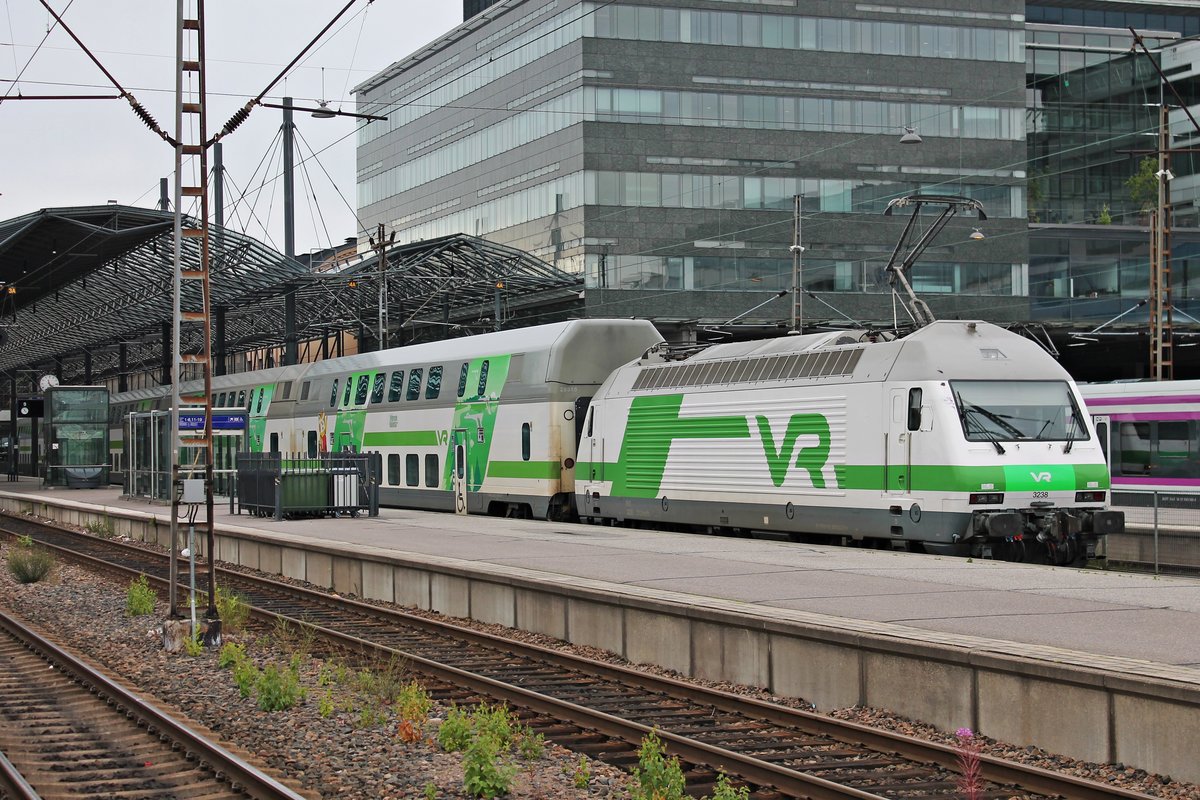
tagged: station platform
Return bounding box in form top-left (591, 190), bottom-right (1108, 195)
top-left (2, 478), bottom-right (1199, 783)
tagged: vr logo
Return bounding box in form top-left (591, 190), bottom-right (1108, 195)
top-left (1031, 471), bottom-right (1053, 483)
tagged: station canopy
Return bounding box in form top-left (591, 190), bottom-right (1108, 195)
top-left (0, 205), bottom-right (583, 384)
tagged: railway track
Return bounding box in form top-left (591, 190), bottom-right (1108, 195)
top-left (0, 511), bottom-right (1165, 800)
top-left (0, 604), bottom-right (305, 800)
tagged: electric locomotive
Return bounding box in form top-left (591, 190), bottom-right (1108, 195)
top-left (576, 319), bottom-right (1123, 563)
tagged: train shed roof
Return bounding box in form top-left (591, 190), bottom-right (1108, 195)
top-left (0, 205), bottom-right (583, 384)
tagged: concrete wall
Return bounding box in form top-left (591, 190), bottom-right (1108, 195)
top-left (4, 494), bottom-right (1197, 785)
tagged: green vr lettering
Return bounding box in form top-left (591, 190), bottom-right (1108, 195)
top-left (756, 414), bottom-right (832, 488)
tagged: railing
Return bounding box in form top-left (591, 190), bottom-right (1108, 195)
top-left (1109, 490), bottom-right (1200, 574)
top-left (235, 452), bottom-right (381, 521)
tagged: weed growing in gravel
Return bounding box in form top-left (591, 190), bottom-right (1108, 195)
top-left (272, 617), bottom-right (316, 659)
top-left (357, 705), bottom-right (387, 728)
top-left (396, 680), bottom-right (432, 741)
top-left (232, 657), bottom-right (260, 698)
top-left (85, 518), bottom-right (115, 538)
top-left (709, 773), bottom-right (750, 800)
top-left (437, 704), bottom-right (474, 752)
top-left (318, 690), bottom-right (335, 718)
top-left (183, 626), bottom-right (204, 657)
top-left (422, 781), bottom-right (438, 799)
top-left (955, 728), bottom-right (983, 800)
top-left (628, 730), bottom-right (685, 800)
top-left (571, 756), bottom-right (591, 789)
top-left (516, 727), bottom-right (545, 762)
top-left (462, 732), bottom-right (516, 798)
top-left (6, 536), bottom-right (54, 583)
top-left (125, 574), bottom-right (156, 616)
top-left (218, 642), bottom-right (246, 668)
top-left (317, 658), bottom-right (352, 687)
top-left (215, 588), bottom-right (251, 633)
top-left (256, 662), bottom-right (305, 712)
top-left (474, 703), bottom-right (515, 748)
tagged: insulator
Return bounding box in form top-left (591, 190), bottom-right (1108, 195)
top-left (128, 98), bottom-right (162, 132)
top-left (221, 105), bottom-right (252, 137)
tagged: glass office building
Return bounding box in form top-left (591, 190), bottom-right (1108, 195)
top-left (356, 0), bottom-right (1029, 334)
top-left (356, 0), bottom-right (1200, 361)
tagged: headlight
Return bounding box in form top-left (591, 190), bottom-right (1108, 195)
top-left (969, 492), bottom-right (1004, 505)
top-left (1075, 491), bottom-right (1106, 503)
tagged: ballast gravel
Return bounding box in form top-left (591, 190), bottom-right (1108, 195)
top-left (0, 527), bottom-right (1196, 800)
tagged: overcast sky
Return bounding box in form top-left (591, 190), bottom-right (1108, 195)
top-left (1, 1), bottom-right (461, 257)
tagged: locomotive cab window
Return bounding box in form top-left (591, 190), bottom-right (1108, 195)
top-left (951, 380), bottom-right (1087, 443)
top-left (907, 388), bottom-right (922, 432)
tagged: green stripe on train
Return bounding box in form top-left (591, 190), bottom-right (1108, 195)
top-left (487, 460), bottom-right (560, 480)
top-left (363, 430), bottom-right (441, 447)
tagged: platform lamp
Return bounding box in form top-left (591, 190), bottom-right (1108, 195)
top-left (900, 126), bottom-right (923, 144)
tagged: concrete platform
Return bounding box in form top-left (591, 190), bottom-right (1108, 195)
top-left (2, 478), bottom-right (1198, 784)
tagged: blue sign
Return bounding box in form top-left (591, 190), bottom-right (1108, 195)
top-left (179, 413), bottom-right (247, 431)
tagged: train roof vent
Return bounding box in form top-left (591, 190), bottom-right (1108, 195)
top-left (631, 348), bottom-right (863, 391)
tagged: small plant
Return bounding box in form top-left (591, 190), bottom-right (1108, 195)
top-left (215, 588), bottom-right (251, 633)
top-left (218, 641), bottom-right (247, 669)
top-left (357, 705), bottom-right (387, 729)
top-left (318, 690), bottom-right (335, 718)
top-left (6, 537), bottom-right (54, 584)
top-left (1097, 203), bottom-right (1112, 225)
top-left (1126, 156), bottom-right (1159, 214)
top-left (85, 518), bottom-right (115, 538)
top-left (183, 625), bottom-right (204, 657)
top-left (256, 662), bottom-right (305, 712)
top-left (125, 574), bottom-right (157, 616)
top-left (516, 725), bottom-right (545, 762)
top-left (422, 781), bottom-right (439, 800)
top-left (954, 727), bottom-right (984, 800)
top-left (272, 617), bottom-right (317, 659)
top-left (233, 658), bottom-right (260, 698)
top-left (710, 773), bottom-right (750, 800)
top-left (462, 732), bottom-right (516, 799)
top-left (474, 703), bottom-right (515, 750)
top-left (628, 731), bottom-right (685, 800)
top-left (572, 755), bottom-right (591, 789)
top-left (438, 704), bottom-right (474, 752)
top-left (396, 680), bottom-right (432, 738)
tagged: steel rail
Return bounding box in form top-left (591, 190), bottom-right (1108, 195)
top-left (0, 606), bottom-right (306, 800)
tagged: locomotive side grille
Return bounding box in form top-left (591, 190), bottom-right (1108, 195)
top-left (631, 349), bottom-right (863, 391)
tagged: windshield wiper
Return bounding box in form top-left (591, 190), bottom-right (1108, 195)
top-left (956, 396), bottom-right (1007, 455)
top-left (1063, 417), bottom-right (1077, 454)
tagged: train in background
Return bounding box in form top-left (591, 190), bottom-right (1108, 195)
top-left (106, 318), bottom-right (1122, 564)
top-left (1079, 380), bottom-right (1200, 505)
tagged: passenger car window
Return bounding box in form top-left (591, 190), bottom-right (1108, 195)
top-left (457, 363), bottom-right (469, 397)
top-left (477, 360), bottom-right (490, 396)
top-left (388, 370), bottom-right (405, 402)
top-left (355, 375), bottom-right (370, 405)
top-left (407, 368), bottom-right (423, 401)
top-left (329, 379), bottom-right (338, 408)
top-left (425, 366), bottom-right (443, 399)
top-left (370, 372), bottom-right (385, 404)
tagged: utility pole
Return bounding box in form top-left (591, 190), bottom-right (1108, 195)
top-left (369, 224), bottom-right (396, 351)
top-left (789, 194), bottom-right (804, 333)
top-left (1150, 102), bottom-right (1173, 380)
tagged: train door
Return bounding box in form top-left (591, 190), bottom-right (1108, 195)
top-left (452, 428), bottom-right (468, 515)
top-left (579, 405), bottom-right (603, 504)
top-left (886, 387), bottom-right (924, 495)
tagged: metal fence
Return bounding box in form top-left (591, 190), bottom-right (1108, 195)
top-left (235, 452), bottom-right (381, 520)
top-left (1109, 491), bottom-right (1200, 575)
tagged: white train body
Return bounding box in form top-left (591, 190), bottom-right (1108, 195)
top-left (108, 318), bottom-right (1123, 561)
top-left (577, 320), bottom-right (1123, 562)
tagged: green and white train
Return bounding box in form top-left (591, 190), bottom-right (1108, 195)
top-left (108, 317), bottom-right (1122, 563)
